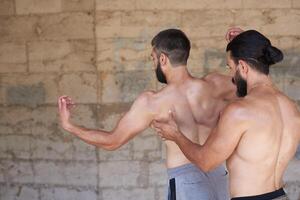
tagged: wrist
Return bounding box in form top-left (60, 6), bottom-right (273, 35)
top-left (174, 129), bottom-right (184, 142)
top-left (62, 121), bottom-right (73, 131)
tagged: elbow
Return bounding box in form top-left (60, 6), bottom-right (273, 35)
top-left (101, 143), bottom-right (121, 151)
top-left (89, 132), bottom-right (123, 151)
top-left (96, 140), bottom-right (122, 151)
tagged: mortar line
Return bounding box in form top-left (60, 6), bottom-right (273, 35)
top-left (92, 1), bottom-right (102, 200)
top-left (13, 0), bottom-right (17, 15)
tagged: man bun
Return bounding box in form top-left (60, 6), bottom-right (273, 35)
top-left (263, 45), bottom-right (284, 65)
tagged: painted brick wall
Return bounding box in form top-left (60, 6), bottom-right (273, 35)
top-left (0, 0), bottom-right (299, 199)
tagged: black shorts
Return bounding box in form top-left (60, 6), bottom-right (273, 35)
top-left (231, 188), bottom-right (287, 200)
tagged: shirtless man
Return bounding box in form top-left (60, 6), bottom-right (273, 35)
top-left (58, 29), bottom-right (236, 200)
top-left (153, 29), bottom-right (300, 200)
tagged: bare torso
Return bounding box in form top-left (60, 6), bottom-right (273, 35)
top-left (151, 73), bottom-right (234, 168)
top-left (228, 85), bottom-right (300, 196)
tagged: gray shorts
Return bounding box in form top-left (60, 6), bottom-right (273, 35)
top-left (274, 196), bottom-right (289, 200)
top-left (167, 163), bottom-right (230, 200)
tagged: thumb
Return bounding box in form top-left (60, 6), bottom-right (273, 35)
top-left (61, 99), bottom-right (68, 111)
top-left (168, 108), bottom-right (176, 122)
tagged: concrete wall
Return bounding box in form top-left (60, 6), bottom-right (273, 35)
top-left (0, 0), bottom-right (299, 199)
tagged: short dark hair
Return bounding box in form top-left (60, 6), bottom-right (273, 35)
top-left (151, 29), bottom-right (191, 66)
top-left (226, 30), bottom-right (283, 75)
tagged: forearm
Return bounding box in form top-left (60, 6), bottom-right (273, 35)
top-left (63, 123), bottom-right (117, 150)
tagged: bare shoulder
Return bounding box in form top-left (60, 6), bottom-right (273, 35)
top-left (188, 77), bottom-right (207, 91)
top-left (217, 100), bottom-right (250, 134)
top-left (137, 90), bottom-right (155, 99)
top-left (202, 72), bottom-right (235, 99)
top-left (134, 91), bottom-right (156, 107)
top-left (277, 91), bottom-right (300, 116)
top-left (281, 92), bottom-right (300, 121)
top-left (276, 92), bottom-right (300, 140)
top-left (221, 99), bottom-right (251, 121)
top-left (136, 89), bottom-right (171, 110)
top-left (203, 72), bottom-right (232, 85)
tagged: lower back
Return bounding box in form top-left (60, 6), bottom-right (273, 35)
top-left (228, 155), bottom-right (282, 197)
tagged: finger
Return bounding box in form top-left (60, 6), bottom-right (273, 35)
top-left (61, 97), bottom-right (69, 107)
top-left (151, 123), bottom-right (160, 131)
top-left (62, 96), bottom-right (70, 104)
top-left (154, 124), bottom-right (165, 132)
top-left (150, 123), bottom-right (155, 129)
top-left (154, 127), bottom-right (163, 133)
top-left (66, 101), bottom-right (75, 106)
top-left (230, 31), bottom-right (240, 36)
top-left (159, 133), bottom-right (165, 139)
top-left (168, 109), bottom-right (175, 120)
top-left (61, 98), bottom-right (68, 110)
top-left (225, 31), bottom-right (230, 42)
top-left (58, 96), bottom-right (65, 106)
top-left (66, 103), bottom-right (72, 109)
top-left (152, 120), bottom-right (162, 129)
top-left (152, 124), bottom-right (160, 132)
top-left (226, 28), bottom-right (235, 41)
top-left (68, 103), bottom-right (76, 110)
top-left (66, 97), bottom-right (73, 104)
top-left (229, 27), bottom-right (243, 32)
top-left (229, 28), bottom-right (243, 37)
top-left (168, 110), bottom-right (173, 122)
top-left (66, 97), bottom-right (72, 104)
top-left (168, 110), bottom-right (177, 126)
top-left (170, 106), bottom-right (176, 114)
top-left (226, 27), bottom-right (243, 41)
top-left (59, 95), bottom-right (68, 101)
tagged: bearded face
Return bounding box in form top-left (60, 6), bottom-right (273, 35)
top-left (232, 69), bottom-right (247, 97)
top-left (155, 57), bottom-right (167, 84)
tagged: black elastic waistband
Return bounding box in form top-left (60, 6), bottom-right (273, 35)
top-left (231, 188), bottom-right (286, 200)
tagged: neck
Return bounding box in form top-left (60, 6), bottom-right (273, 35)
top-left (167, 66), bottom-right (191, 84)
top-left (247, 73), bottom-right (273, 92)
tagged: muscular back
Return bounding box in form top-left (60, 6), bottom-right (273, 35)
top-left (228, 85), bottom-right (300, 196)
top-left (151, 73), bottom-right (235, 168)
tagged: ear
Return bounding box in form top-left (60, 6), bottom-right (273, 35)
top-left (159, 53), bottom-right (168, 66)
top-left (238, 60), bottom-right (249, 76)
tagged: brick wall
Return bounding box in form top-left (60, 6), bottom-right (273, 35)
top-left (0, 0), bottom-right (299, 199)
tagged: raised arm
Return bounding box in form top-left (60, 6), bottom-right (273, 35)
top-left (225, 27), bottom-right (244, 42)
top-left (153, 103), bottom-right (247, 172)
top-left (58, 92), bottom-right (155, 150)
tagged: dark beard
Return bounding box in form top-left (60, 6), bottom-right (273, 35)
top-left (155, 62), bottom-right (167, 84)
top-left (233, 70), bottom-right (247, 97)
